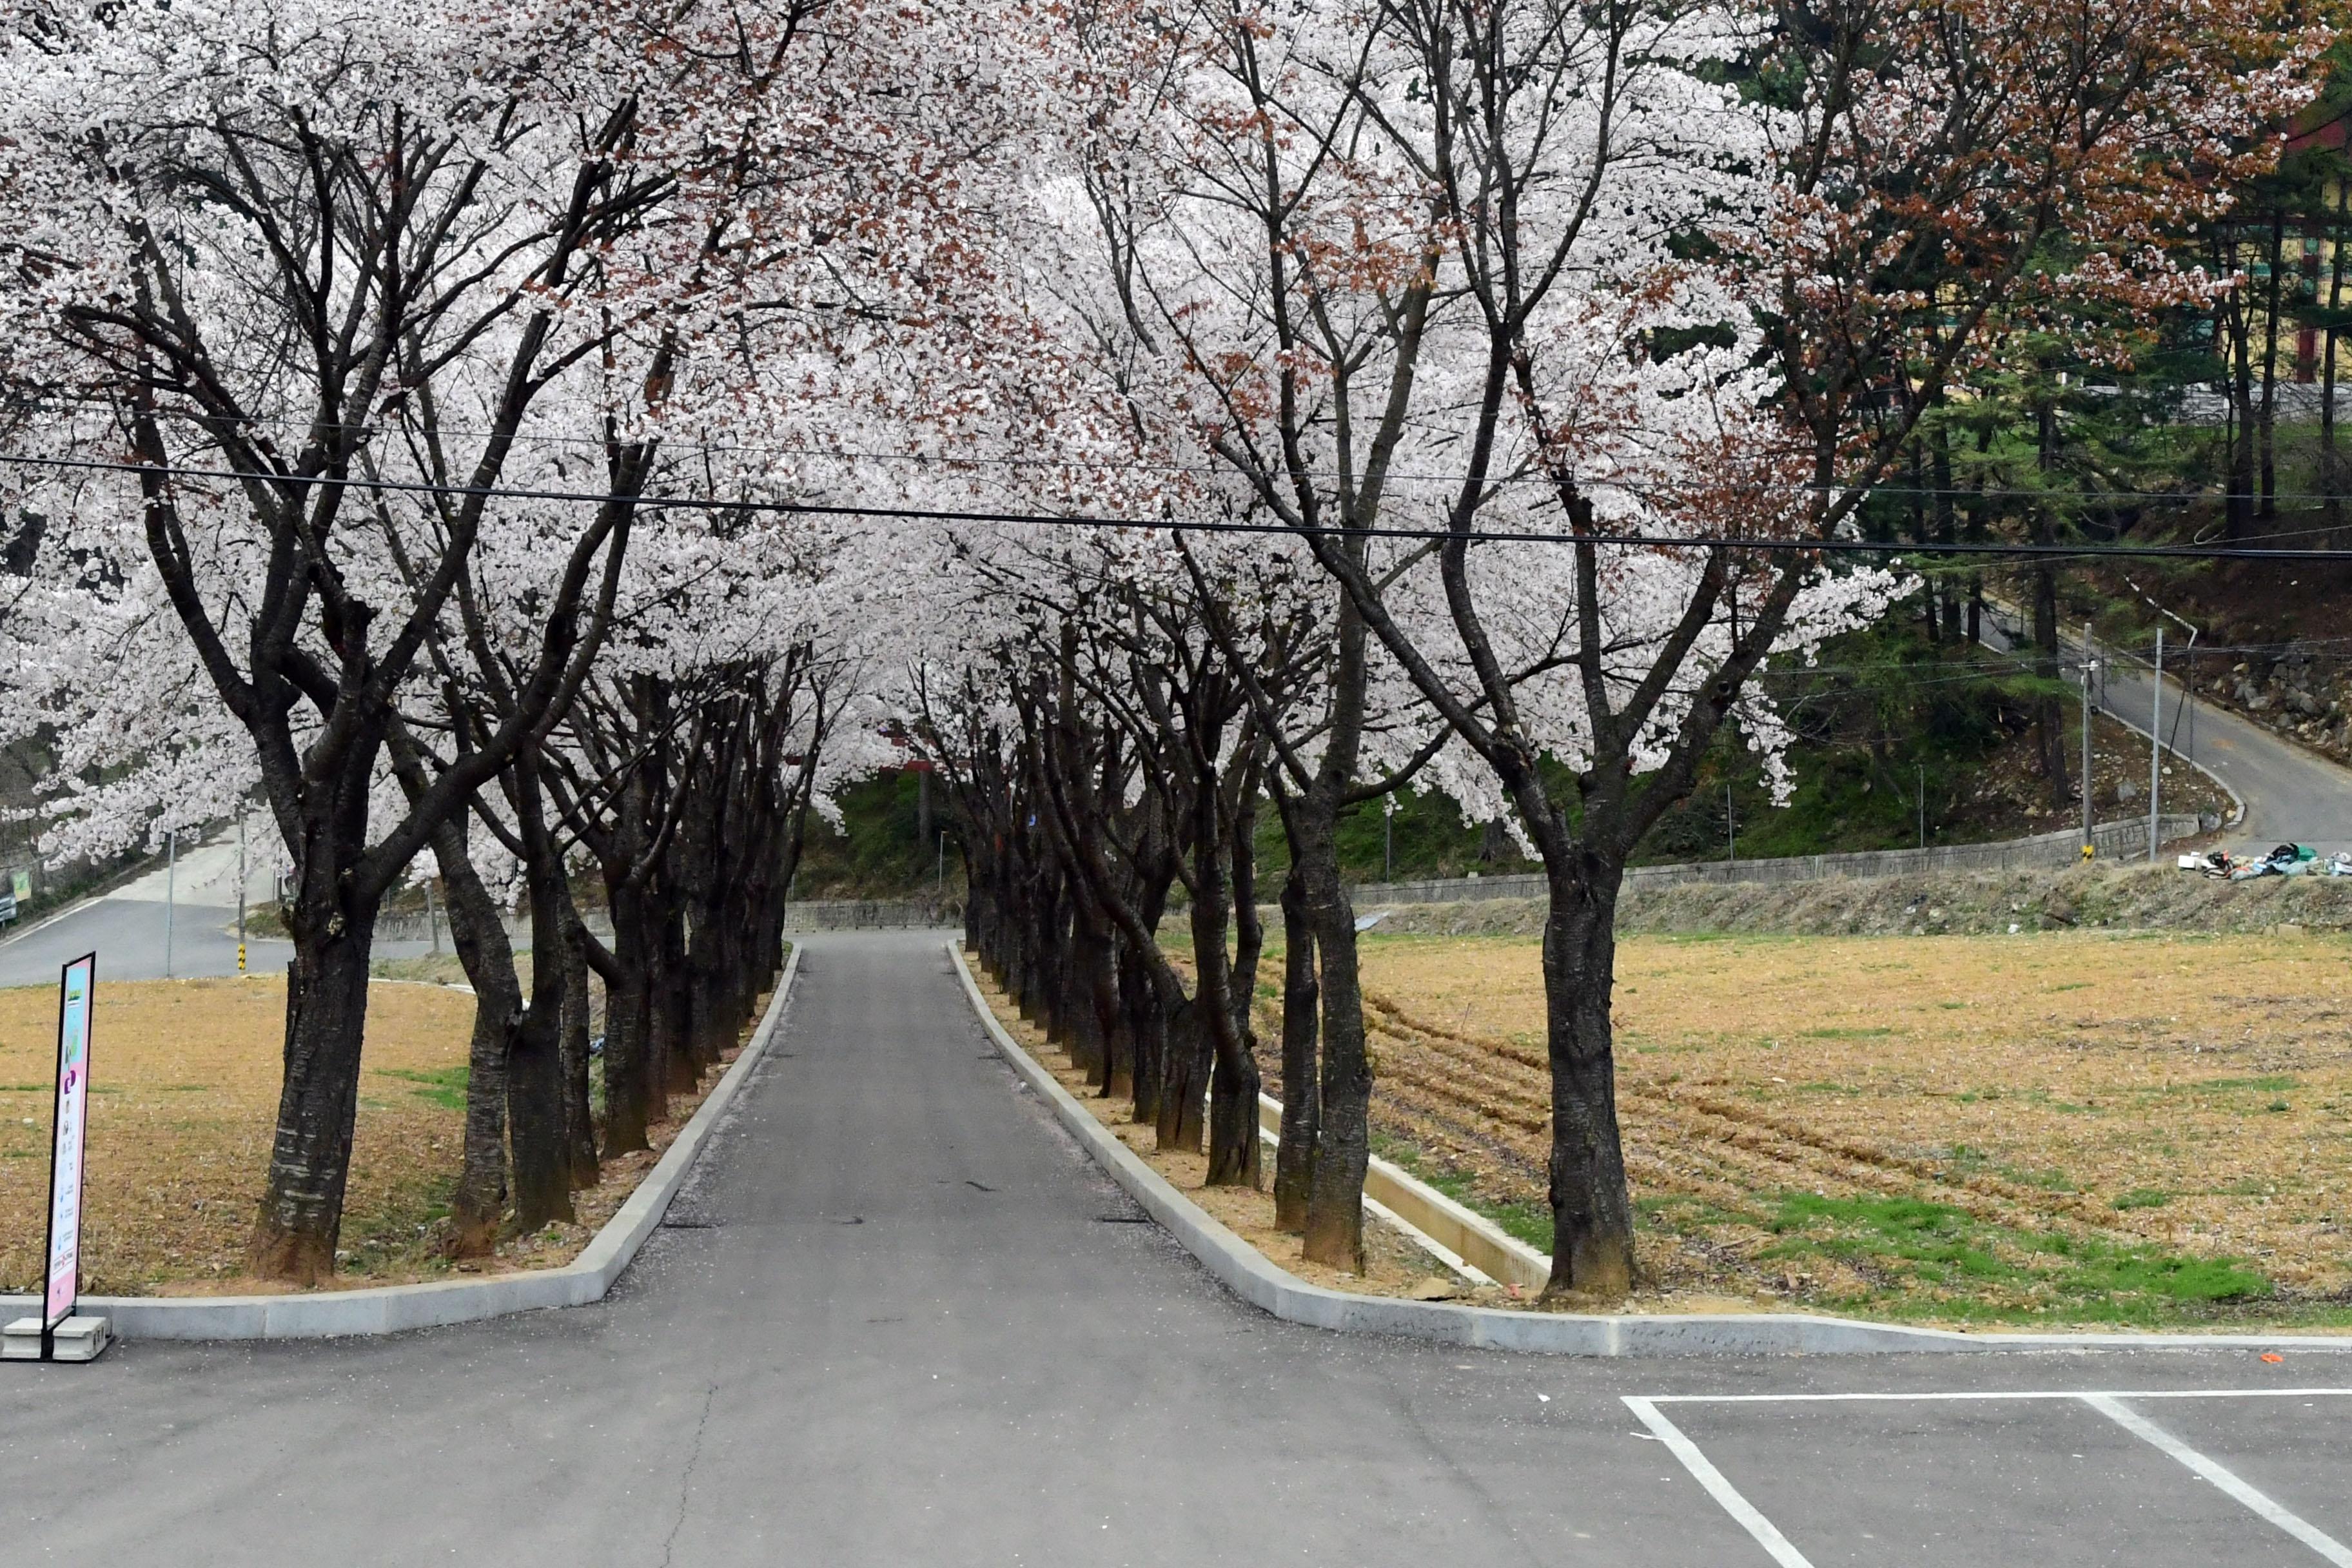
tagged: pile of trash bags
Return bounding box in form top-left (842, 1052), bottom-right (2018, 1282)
top-left (2181, 844), bottom-right (2352, 880)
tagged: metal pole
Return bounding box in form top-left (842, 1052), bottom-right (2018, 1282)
top-left (2081, 622), bottom-right (2095, 858)
top-left (1726, 783), bottom-right (1736, 863)
top-left (1918, 763), bottom-right (1926, 850)
top-left (164, 827), bottom-right (176, 978)
top-left (1384, 794), bottom-right (1394, 881)
top-left (237, 811), bottom-right (248, 974)
top-left (937, 830), bottom-right (945, 895)
top-left (426, 877), bottom-right (440, 955)
top-left (2150, 626), bottom-right (2163, 861)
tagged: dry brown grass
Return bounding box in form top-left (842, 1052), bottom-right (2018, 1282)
top-left (0, 974), bottom-right (757, 1296)
top-left (1331, 928), bottom-right (2352, 1323)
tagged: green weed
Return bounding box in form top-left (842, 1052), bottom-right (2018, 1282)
top-left (373, 1066), bottom-right (467, 1112)
top-left (1755, 1190), bottom-right (2270, 1323)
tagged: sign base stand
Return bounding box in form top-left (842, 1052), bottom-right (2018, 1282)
top-left (3, 1314), bottom-right (111, 1362)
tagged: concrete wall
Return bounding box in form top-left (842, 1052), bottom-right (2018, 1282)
top-left (1351, 814), bottom-right (2210, 906)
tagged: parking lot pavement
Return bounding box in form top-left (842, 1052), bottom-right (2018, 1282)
top-left (1626, 1387), bottom-right (2352, 1567)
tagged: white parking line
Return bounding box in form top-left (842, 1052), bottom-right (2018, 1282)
top-left (2083, 1395), bottom-right (2352, 1566)
top-left (1622, 1397), bottom-right (1817, 1568)
top-left (1645, 1387), bottom-right (2352, 1404)
top-left (1628, 1388), bottom-right (2352, 1567)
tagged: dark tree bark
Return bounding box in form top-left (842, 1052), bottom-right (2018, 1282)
top-left (1272, 868), bottom-right (1319, 1233)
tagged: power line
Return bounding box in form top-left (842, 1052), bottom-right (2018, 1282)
top-left (12, 449), bottom-right (2352, 562)
top-left (44, 408), bottom-right (2352, 507)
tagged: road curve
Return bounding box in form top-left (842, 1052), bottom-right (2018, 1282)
top-left (0, 930), bottom-right (2328, 1565)
top-left (0, 827), bottom-right (434, 989)
top-left (1983, 609), bottom-right (2352, 856)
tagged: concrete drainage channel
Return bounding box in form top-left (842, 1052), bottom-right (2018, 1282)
top-left (950, 941), bottom-right (2351, 1357)
top-left (0, 946), bottom-right (801, 1345)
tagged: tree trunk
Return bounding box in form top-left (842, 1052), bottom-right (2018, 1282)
top-left (1932, 420), bottom-right (1961, 642)
top-left (2326, 185), bottom-right (2347, 536)
top-left (598, 879), bottom-right (654, 1157)
top-left (1156, 997), bottom-right (1208, 1155)
top-left (1296, 808), bottom-right (1370, 1271)
top-left (509, 854), bottom-right (577, 1230)
top-left (1538, 866), bottom-right (1636, 1298)
top-left (2032, 549), bottom-right (2068, 807)
top-left (427, 827), bottom-right (523, 1257)
top-left (248, 903), bottom-right (381, 1284)
top-left (559, 897), bottom-right (601, 1189)
top-left (2228, 242), bottom-right (2257, 539)
top-left (654, 894), bottom-right (696, 1099)
top-left (2260, 204), bottom-right (2284, 519)
top-left (1206, 776), bottom-right (1264, 1189)
top-left (1273, 868), bottom-right (1319, 1233)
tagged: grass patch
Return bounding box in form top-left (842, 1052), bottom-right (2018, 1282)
top-left (375, 1066), bottom-right (468, 1112)
top-left (1800, 1026), bottom-right (1896, 1039)
top-left (1755, 1191), bottom-right (2271, 1324)
top-left (2113, 1188), bottom-right (2173, 1211)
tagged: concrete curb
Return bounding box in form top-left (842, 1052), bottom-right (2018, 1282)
top-left (950, 942), bottom-right (2351, 1358)
top-left (1, 945), bottom-right (801, 1342)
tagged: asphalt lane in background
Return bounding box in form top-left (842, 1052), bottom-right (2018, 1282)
top-left (0, 827), bottom-right (434, 988)
top-left (2100, 654), bottom-right (2352, 856)
top-left (1981, 609), bottom-right (2352, 856)
top-left (0, 930), bottom-right (2337, 1566)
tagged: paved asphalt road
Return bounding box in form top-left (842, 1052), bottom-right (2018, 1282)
top-left (2097, 654), bottom-right (2352, 856)
top-left (3, 930), bottom-right (2342, 1566)
top-left (1981, 609), bottom-right (2352, 856)
top-left (0, 827), bottom-right (434, 989)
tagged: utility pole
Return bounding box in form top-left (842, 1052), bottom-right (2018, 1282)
top-left (2149, 625), bottom-right (2164, 861)
top-left (426, 877), bottom-right (440, 955)
top-left (1383, 793), bottom-right (1395, 881)
top-left (2081, 622), bottom-right (2096, 858)
top-left (937, 830), bottom-right (945, 896)
top-left (164, 827), bottom-right (176, 979)
top-left (236, 810), bottom-right (247, 975)
top-left (1725, 783), bottom-right (1736, 863)
top-left (1918, 763), bottom-right (1926, 850)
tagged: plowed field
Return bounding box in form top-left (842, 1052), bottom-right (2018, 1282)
top-left (1257, 929), bottom-right (2352, 1326)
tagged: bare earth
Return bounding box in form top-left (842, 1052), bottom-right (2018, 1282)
top-left (0, 974), bottom-right (754, 1295)
top-left (1324, 928), bottom-right (2352, 1326)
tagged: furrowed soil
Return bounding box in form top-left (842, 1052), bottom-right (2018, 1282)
top-left (0, 974), bottom-right (755, 1296)
top-left (969, 966), bottom-right (1511, 1308)
top-left (1291, 928), bottom-right (2352, 1328)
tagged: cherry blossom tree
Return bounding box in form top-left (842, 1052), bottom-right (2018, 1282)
top-left (0, 0), bottom-right (1052, 1280)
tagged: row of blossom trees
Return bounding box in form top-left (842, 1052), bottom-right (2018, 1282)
top-left (908, 0), bottom-right (2315, 1296)
top-left (0, 0), bottom-right (2319, 1296)
top-left (0, 0), bottom-right (1026, 1280)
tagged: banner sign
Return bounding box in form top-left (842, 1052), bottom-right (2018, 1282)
top-left (44, 954), bottom-right (95, 1331)
top-left (10, 867), bottom-right (29, 901)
